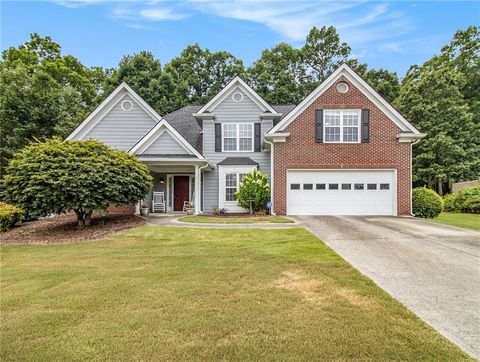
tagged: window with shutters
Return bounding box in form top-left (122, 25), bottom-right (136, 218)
top-left (222, 123), bottom-right (254, 152)
top-left (324, 110), bottom-right (361, 143)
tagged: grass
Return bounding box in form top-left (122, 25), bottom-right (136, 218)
top-left (1, 226), bottom-right (471, 361)
top-left (179, 215), bottom-right (294, 224)
top-left (433, 212), bottom-right (480, 231)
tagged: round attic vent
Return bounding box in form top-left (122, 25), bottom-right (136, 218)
top-left (232, 92), bottom-right (244, 102)
top-left (121, 100), bottom-right (133, 111)
top-left (336, 82), bottom-right (349, 94)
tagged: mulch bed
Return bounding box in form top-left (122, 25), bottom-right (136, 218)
top-left (0, 214), bottom-right (145, 244)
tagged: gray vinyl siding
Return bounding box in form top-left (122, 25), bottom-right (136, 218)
top-left (83, 95), bottom-right (157, 151)
top-left (202, 87), bottom-right (272, 212)
top-left (142, 131), bottom-right (192, 155)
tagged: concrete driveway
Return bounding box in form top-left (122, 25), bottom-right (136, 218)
top-left (293, 215), bottom-right (480, 358)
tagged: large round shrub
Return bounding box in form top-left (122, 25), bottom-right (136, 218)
top-left (235, 169), bottom-right (270, 213)
top-left (0, 203), bottom-right (23, 232)
top-left (3, 139), bottom-right (153, 228)
top-left (443, 186), bottom-right (480, 213)
top-left (412, 187), bottom-right (443, 218)
top-left (443, 193), bottom-right (460, 212)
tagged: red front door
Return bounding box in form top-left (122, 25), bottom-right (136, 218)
top-left (174, 176), bottom-right (189, 211)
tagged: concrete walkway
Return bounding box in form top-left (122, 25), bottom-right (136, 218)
top-left (142, 214), bottom-right (299, 229)
top-left (293, 215), bottom-right (480, 359)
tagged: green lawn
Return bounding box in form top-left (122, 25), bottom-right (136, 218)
top-left (433, 212), bottom-right (480, 231)
top-left (1, 226), bottom-right (471, 361)
top-left (179, 215), bottom-right (294, 224)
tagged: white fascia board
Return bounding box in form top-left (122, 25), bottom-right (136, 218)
top-left (197, 76), bottom-right (277, 114)
top-left (268, 64), bottom-right (421, 135)
top-left (139, 158), bottom-right (213, 169)
top-left (264, 132), bottom-right (290, 142)
top-left (397, 133), bottom-right (426, 142)
top-left (66, 82), bottom-right (162, 141)
top-left (129, 119), bottom-right (205, 160)
top-left (192, 113), bottom-right (216, 120)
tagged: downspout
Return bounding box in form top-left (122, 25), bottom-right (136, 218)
top-left (264, 138), bottom-right (275, 215)
top-left (410, 139), bottom-right (421, 216)
top-left (198, 163), bottom-right (209, 214)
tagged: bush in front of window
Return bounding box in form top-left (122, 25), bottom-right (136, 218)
top-left (443, 186), bottom-right (480, 214)
top-left (412, 187), bottom-right (443, 218)
top-left (235, 169), bottom-right (270, 214)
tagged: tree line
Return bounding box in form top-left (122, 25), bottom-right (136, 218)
top-left (1, 26), bottom-right (478, 194)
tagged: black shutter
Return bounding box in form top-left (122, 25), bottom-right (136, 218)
top-left (361, 109), bottom-right (370, 143)
top-left (215, 123), bottom-right (221, 152)
top-left (254, 123), bottom-right (261, 152)
top-left (315, 109), bottom-right (323, 143)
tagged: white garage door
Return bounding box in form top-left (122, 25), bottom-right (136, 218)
top-left (287, 170), bottom-right (396, 216)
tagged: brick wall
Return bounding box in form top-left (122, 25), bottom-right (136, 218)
top-left (273, 76), bottom-right (412, 215)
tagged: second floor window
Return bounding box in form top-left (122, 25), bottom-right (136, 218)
top-left (223, 123), bottom-right (253, 151)
top-left (324, 110), bottom-right (360, 143)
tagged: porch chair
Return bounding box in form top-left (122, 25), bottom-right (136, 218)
top-left (152, 191), bottom-right (166, 213)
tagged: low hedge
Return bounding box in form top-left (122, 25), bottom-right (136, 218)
top-left (443, 186), bottom-right (480, 214)
top-left (0, 203), bottom-right (23, 232)
top-left (412, 187), bottom-right (443, 218)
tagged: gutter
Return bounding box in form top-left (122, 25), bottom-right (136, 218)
top-left (263, 137), bottom-right (275, 215)
top-left (410, 139), bottom-right (421, 216)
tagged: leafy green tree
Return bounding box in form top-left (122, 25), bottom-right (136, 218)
top-left (396, 65), bottom-right (479, 194)
top-left (2, 139), bottom-right (153, 228)
top-left (165, 44), bottom-right (245, 104)
top-left (362, 68), bottom-right (400, 104)
top-left (302, 26), bottom-right (351, 85)
top-left (247, 43), bottom-right (306, 104)
top-left (106, 51), bottom-right (188, 114)
top-left (235, 169), bottom-right (270, 213)
top-left (0, 33), bottom-right (104, 169)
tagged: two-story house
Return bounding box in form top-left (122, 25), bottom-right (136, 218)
top-left (67, 64), bottom-right (424, 216)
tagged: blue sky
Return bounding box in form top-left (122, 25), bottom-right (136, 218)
top-left (1, 1), bottom-right (479, 77)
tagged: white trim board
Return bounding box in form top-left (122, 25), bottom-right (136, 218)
top-left (268, 64), bottom-right (421, 135)
top-left (67, 82), bottom-right (163, 140)
top-left (196, 76), bottom-right (278, 115)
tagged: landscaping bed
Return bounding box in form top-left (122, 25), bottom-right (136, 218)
top-left (0, 213), bottom-right (144, 244)
top-left (0, 226), bottom-right (470, 360)
top-left (179, 214), bottom-right (294, 224)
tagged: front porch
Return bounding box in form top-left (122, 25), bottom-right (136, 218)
top-left (138, 159), bottom-right (211, 215)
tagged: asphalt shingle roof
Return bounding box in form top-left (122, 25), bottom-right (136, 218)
top-left (162, 103), bottom-right (297, 155)
top-left (217, 157), bottom-right (259, 166)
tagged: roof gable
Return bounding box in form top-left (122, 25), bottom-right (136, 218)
top-left (67, 82), bottom-right (162, 141)
top-left (268, 64), bottom-right (421, 135)
top-left (196, 76), bottom-right (279, 115)
top-left (129, 119), bottom-right (204, 160)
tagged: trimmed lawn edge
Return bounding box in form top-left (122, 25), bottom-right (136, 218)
top-left (178, 215), bottom-right (294, 224)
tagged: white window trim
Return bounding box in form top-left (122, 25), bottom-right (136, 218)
top-left (222, 123), bottom-right (254, 152)
top-left (323, 109), bottom-right (361, 144)
top-left (218, 165), bottom-right (257, 212)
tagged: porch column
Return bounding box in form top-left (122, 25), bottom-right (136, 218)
top-left (194, 164), bottom-right (200, 215)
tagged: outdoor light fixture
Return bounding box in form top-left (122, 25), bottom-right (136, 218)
top-left (159, 177), bottom-right (165, 185)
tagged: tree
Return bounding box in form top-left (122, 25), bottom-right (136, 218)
top-left (247, 43), bottom-right (306, 104)
top-left (165, 44), bottom-right (245, 104)
top-left (396, 64), bottom-right (479, 194)
top-left (362, 68), bottom-right (400, 104)
top-left (235, 169), bottom-right (270, 213)
top-left (302, 26), bottom-right (351, 85)
top-left (2, 139), bottom-right (153, 228)
top-left (0, 33), bottom-right (104, 170)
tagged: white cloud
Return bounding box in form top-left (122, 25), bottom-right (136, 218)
top-left (139, 8), bottom-right (187, 21)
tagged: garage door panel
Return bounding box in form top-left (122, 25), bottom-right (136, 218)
top-left (287, 170), bottom-right (396, 216)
